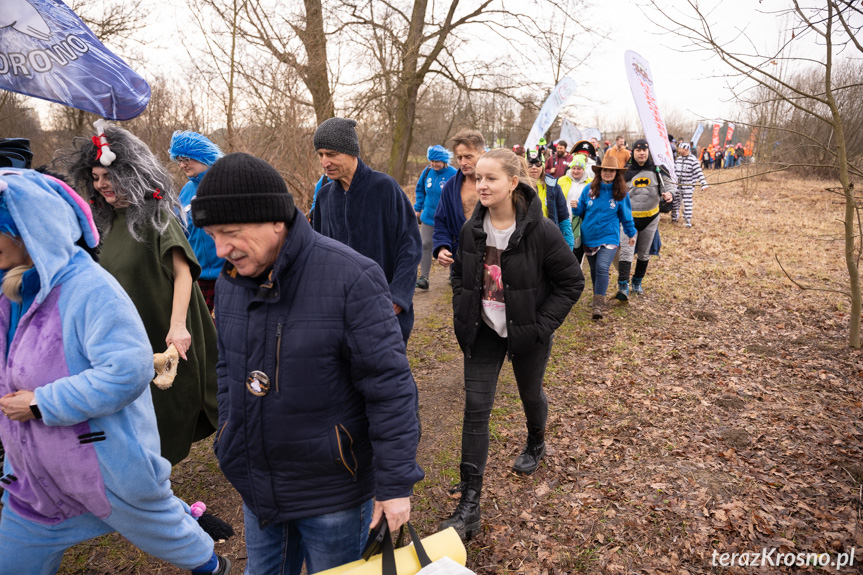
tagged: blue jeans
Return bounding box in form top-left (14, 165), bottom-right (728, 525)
top-left (586, 246), bottom-right (618, 296)
top-left (242, 499), bottom-right (373, 575)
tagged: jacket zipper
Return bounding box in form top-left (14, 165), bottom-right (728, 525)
top-left (334, 424), bottom-right (358, 481)
top-left (275, 322), bottom-right (283, 393)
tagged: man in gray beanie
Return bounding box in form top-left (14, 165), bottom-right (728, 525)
top-left (192, 153), bottom-right (423, 575)
top-left (312, 117), bottom-right (422, 345)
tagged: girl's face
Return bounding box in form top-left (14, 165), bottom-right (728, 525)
top-left (0, 233), bottom-right (29, 270)
top-left (91, 167), bottom-right (124, 206)
top-left (527, 163), bottom-right (544, 181)
top-left (601, 168), bottom-right (617, 182)
top-left (475, 157), bottom-right (518, 210)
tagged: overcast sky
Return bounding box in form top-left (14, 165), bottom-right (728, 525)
top-left (30, 0), bottom-right (828, 136)
top-left (567, 0), bottom-right (789, 130)
top-left (144, 1), bottom-right (792, 130)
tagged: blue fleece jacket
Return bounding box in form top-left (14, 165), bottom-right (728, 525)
top-left (573, 182), bottom-right (637, 247)
top-left (312, 158), bottom-right (422, 344)
top-left (414, 165), bottom-right (456, 226)
top-left (432, 169), bottom-right (467, 258)
top-left (179, 172), bottom-right (224, 280)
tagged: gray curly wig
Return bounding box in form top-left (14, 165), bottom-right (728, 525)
top-left (56, 123), bottom-right (184, 242)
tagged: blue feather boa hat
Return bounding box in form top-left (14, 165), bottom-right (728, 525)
top-left (169, 131), bottom-right (224, 167)
top-left (427, 145), bottom-right (452, 163)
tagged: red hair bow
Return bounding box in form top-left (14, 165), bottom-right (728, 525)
top-left (91, 134), bottom-right (108, 160)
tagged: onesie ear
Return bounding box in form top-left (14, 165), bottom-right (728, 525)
top-left (40, 174), bottom-right (100, 248)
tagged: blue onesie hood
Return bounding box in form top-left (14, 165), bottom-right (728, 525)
top-left (0, 169), bottom-right (100, 304)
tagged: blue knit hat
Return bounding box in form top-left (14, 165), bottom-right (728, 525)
top-left (427, 145), bottom-right (452, 163)
top-left (169, 131), bottom-right (224, 166)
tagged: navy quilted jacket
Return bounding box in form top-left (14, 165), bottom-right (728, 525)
top-left (213, 213), bottom-right (423, 527)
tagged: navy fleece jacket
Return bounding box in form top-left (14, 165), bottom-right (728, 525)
top-left (432, 169), bottom-right (467, 259)
top-left (312, 158), bottom-right (422, 344)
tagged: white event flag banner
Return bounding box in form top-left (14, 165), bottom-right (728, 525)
top-left (624, 50), bottom-right (676, 180)
top-left (525, 77), bottom-right (577, 150)
top-left (691, 122), bottom-right (705, 148)
top-left (557, 119), bottom-right (582, 147)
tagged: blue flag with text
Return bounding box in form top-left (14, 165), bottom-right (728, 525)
top-left (0, 0), bottom-right (150, 120)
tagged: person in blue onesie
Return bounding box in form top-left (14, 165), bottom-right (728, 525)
top-left (0, 170), bottom-right (230, 575)
top-left (414, 145), bottom-right (456, 290)
top-left (169, 131), bottom-right (225, 313)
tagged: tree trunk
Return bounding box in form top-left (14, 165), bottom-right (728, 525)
top-left (821, 3), bottom-right (860, 348)
top-left (388, 0), bottom-right (427, 183)
top-left (300, 0), bottom-right (334, 124)
top-left (225, 0), bottom-right (239, 152)
top-left (837, 124), bottom-right (859, 348)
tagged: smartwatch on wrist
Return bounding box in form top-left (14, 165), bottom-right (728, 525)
top-left (29, 403), bottom-right (42, 419)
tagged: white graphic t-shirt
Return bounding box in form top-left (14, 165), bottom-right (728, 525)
top-left (481, 213), bottom-right (515, 337)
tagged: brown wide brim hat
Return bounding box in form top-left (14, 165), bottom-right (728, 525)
top-left (591, 154), bottom-right (628, 174)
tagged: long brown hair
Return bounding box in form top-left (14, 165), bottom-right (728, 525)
top-left (589, 169), bottom-right (628, 201)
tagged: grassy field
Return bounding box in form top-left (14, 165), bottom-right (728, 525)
top-left (43, 168), bottom-right (863, 573)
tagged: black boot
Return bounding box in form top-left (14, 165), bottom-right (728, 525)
top-left (439, 462), bottom-right (482, 540)
top-left (512, 430), bottom-right (546, 475)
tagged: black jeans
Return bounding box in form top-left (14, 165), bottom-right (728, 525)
top-left (460, 322), bottom-right (553, 474)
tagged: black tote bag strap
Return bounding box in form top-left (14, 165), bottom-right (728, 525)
top-left (406, 522), bottom-right (432, 566)
top-left (382, 521), bottom-right (432, 575)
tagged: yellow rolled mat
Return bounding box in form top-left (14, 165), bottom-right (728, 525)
top-left (316, 527), bottom-right (467, 575)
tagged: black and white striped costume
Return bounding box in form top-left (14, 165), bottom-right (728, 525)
top-left (672, 154), bottom-right (708, 225)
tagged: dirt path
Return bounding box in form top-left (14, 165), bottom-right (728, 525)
top-left (50, 171), bottom-right (863, 573)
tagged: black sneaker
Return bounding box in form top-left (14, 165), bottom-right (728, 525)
top-left (416, 277), bottom-right (429, 290)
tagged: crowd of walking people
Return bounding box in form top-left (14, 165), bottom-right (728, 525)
top-left (0, 120), bottom-right (722, 574)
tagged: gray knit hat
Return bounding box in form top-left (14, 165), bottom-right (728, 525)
top-left (191, 153), bottom-right (295, 227)
top-left (314, 118), bottom-right (360, 156)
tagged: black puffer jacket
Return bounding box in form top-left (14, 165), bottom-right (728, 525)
top-left (452, 183), bottom-right (584, 357)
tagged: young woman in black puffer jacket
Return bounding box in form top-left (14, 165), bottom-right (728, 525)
top-left (439, 148), bottom-right (584, 540)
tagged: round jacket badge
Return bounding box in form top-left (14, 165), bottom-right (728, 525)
top-left (246, 370), bottom-right (271, 396)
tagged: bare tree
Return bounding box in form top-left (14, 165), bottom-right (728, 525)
top-left (647, 0), bottom-right (863, 347)
top-left (234, 0), bottom-right (335, 125)
top-left (186, 0), bottom-right (247, 152)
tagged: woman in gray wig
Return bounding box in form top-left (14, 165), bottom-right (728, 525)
top-left (56, 123), bottom-right (218, 466)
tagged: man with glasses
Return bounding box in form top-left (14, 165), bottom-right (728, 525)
top-left (170, 131), bottom-right (225, 313)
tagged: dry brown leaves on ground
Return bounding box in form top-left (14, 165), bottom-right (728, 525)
top-left (47, 170), bottom-right (863, 573)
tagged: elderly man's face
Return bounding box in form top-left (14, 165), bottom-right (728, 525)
top-left (205, 222), bottom-right (287, 277)
top-left (317, 149), bottom-right (357, 182)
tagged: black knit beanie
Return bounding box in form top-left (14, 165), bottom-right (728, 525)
top-left (313, 118), bottom-right (360, 156)
top-left (191, 153), bottom-right (295, 227)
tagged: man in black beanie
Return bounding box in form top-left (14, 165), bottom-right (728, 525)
top-left (192, 153), bottom-right (423, 575)
top-left (311, 117), bottom-right (422, 346)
